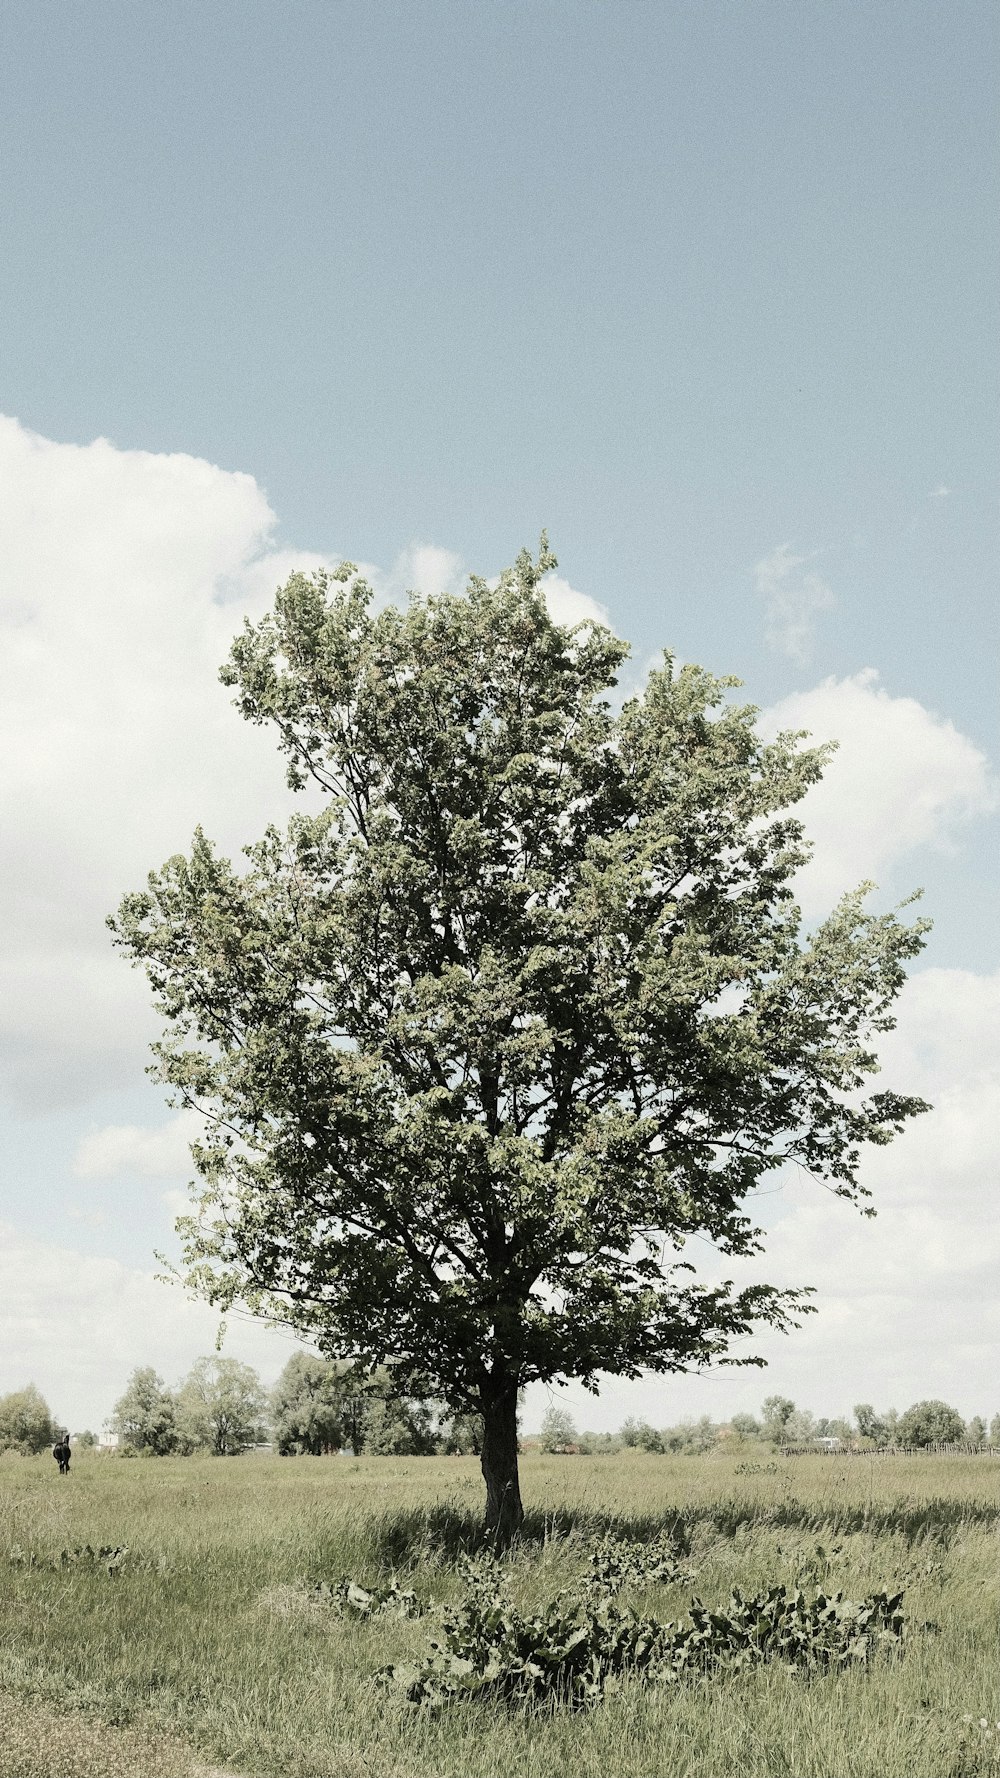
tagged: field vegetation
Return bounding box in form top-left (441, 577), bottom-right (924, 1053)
top-left (3, 1447), bottom-right (1000, 1776)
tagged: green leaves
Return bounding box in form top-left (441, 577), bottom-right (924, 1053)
top-left (313, 1576), bottom-right (426, 1621)
top-left (385, 1549), bottom-right (905, 1709)
top-left (110, 541), bottom-right (929, 1477)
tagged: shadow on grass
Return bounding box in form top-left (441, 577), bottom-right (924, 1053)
top-left (310, 1502), bottom-right (692, 1575)
top-left (317, 1493), bottom-right (1000, 1573)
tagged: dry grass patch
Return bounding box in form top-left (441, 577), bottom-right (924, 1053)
top-left (0, 1691), bottom-right (212, 1778)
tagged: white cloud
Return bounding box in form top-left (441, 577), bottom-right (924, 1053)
top-left (928, 484), bottom-right (951, 498)
top-left (386, 542), bottom-right (465, 600)
top-left (539, 571), bottom-right (612, 631)
top-left (0, 416), bottom-right (334, 1110)
top-left (74, 1111), bottom-right (202, 1180)
top-left (754, 542), bottom-right (836, 663)
top-left (0, 1224), bottom-right (302, 1432)
top-left (760, 670), bottom-right (996, 917)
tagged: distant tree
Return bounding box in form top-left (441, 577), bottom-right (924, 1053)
top-left (689, 1415), bottom-right (719, 1453)
top-left (538, 1404), bottom-right (579, 1452)
top-left (786, 1407), bottom-right (816, 1444)
top-left (362, 1384), bottom-right (438, 1456)
top-left (729, 1412), bottom-right (761, 1442)
top-left (271, 1352), bottom-right (351, 1455)
top-left (113, 544), bottom-right (930, 1541)
top-left (178, 1357), bottom-right (267, 1456)
top-left (340, 1391), bottom-right (368, 1458)
top-left (75, 1430), bottom-right (98, 1449)
top-left (990, 1414), bottom-right (1000, 1447)
top-left (635, 1421), bottom-right (666, 1454)
top-left (895, 1400), bottom-right (966, 1448)
top-left (439, 1410), bottom-right (485, 1455)
top-left (619, 1415), bottom-right (673, 1451)
top-left (111, 1367), bottom-right (180, 1456)
top-left (0, 1385), bottom-right (57, 1455)
top-left (761, 1395), bottom-right (796, 1446)
top-left (966, 1415), bottom-right (986, 1444)
top-left (663, 1416), bottom-right (716, 1454)
top-left (853, 1402), bottom-right (895, 1447)
top-left (853, 1402), bottom-right (877, 1441)
top-left (578, 1429), bottom-right (619, 1454)
top-left (814, 1415), bottom-right (851, 1443)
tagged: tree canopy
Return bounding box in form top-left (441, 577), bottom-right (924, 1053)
top-left (111, 1366), bottom-right (180, 1456)
top-left (112, 540), bottom-right (928, 1537)
top-left (271, 1351), bottom-right (353, 1455)
top-left (178, 1357), bottom-right (267, 1456)
top-left (0, 1385), bottom-right (58, 1455)
top-left (895, 1399), bottom-right (966, 1447)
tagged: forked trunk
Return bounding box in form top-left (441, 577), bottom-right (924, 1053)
top-left (480, 1386), bottom-right (524, 1547)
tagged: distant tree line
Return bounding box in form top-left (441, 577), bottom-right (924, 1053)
top-left (109, 1358), bottom-right (269, 1456)
top-left (535, 1395), bottom-right (1000, 1455)
top-left (2, 1373), bottom-right (995, 1461)
top-left (107, 1354), bottom-right (484, 1458)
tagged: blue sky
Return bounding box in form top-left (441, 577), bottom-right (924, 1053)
top-left (0, 1), bottom-right (996, 1433)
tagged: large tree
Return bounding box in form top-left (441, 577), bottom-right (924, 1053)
top-left (112, 541), bottom-right (928, 1539)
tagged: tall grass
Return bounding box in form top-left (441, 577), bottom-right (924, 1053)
top-left (2, 1448), bottom-right (1000, 1776)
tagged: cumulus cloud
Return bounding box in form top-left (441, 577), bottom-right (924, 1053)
top-left (760, 670), bottom-right (996, 917)
top-left (73, 1112), bottom-right (202, 1180)
top-left (754, 543), bottom-right (835, 663)
top-left (0, 1223), bottom-right (301, 1431)
top-left (0, 416), bottom-right (334, 1109)
top-left (539, 571), bottom-right (612, 631)
top-left (384, 542), bottom-right (465, 600)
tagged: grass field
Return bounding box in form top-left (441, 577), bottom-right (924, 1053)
top-left (3, 1447), bottom-right (1000, 1777)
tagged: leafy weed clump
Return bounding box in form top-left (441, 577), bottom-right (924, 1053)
top-left (386, 1551), bottom-right (904, 1709)
top-left (586, 1530), bottom-right (695, 1593)
top-left (8, 1543), bottom-right (147, 1576)
top-left (313, 1575), bottom-right (427, 1620)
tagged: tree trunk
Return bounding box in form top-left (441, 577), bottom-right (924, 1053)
top-left (480, 1385), bottom-right (524, 1546)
